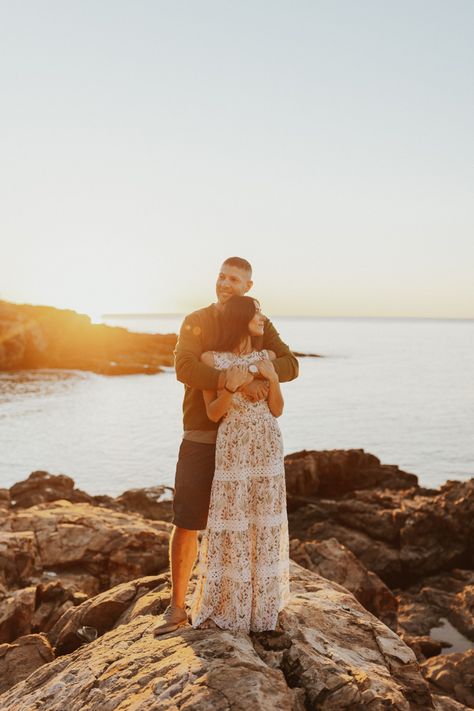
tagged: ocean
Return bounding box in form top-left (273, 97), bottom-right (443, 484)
top-left (0, 315), bottom-right (472, 496)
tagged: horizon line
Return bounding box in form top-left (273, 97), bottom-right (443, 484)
top-left (2, 299), bottom-right (472, 321)
top-left (101, 312), bottom-right (474, 322)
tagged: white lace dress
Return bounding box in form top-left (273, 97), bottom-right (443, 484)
top-left (190, 349), bottom-right (290, 632)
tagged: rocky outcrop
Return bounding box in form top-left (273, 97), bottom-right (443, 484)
top-left (6, 470), bottom-right (175, 521)
top-left (422, 650), bottom-right (474, 709)
top-left (397, 570), bottom-right (474, 644)
top-left (9, 471), bottom-right (94, 509)
top-left (2, 500), bottom-right (171, 589)
top-left (284, 448), bottom-right (419, 500)
top-left (0, 530), bottom-right (40, 587)
top-left (0, 299), bottom-right (176, 374)
top-left (113, 485), bottom-right (174, 522)
top-left (289, 536), bottom-right (398, 630)
top-left (0, 584), bottom-right (37, 643)
top-left (286, 451), bottom-right (474, 587)
top-left (0, 633), bottom-right (54, 694)
top-left (0, 499), bottom-right (172, 644)
top-left (0, 456), bottom-right (472, 708)
top-left (0, 563), bottom-right (439, 710)
top-left (47, 573), bottom-right (172, 655)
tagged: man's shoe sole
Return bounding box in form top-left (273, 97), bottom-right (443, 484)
top-left (153, 618), bottom-right (188, 636)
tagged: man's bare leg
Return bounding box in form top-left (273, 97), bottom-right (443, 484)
top-left (170, 526), bottom-right (198, 609)
top-left (153, 526), bottom-right (198, 635)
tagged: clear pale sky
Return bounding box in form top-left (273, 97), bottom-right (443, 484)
top-left (1, 1), bottom-right (473, 319)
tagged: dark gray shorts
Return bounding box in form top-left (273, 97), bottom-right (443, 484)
top-left (171, 439), bottom-right (216, 530)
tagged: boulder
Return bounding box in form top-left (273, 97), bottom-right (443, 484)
top-left (113, 486), bottom-right (174, 522)
top-left (48, 573), bottom-right (171, 655)
top-left (9, 471), bottom-right (94, 509)
top-left (400, 634), bottom-right (444, 662)
top-left (0, 585), bottom-right (36, 644)
top-left (294, 515), bottom-right (403, 582)
top-left (421, 650), bottom-right (474, 709)
top-left (31, 577), bottom-right (90, 635)
top-left (0, 530), bottom-right (40, 587)
top-left (289, 536), bottom-right (398, 629)
top-left (284, 448), bottom-right (418, 499)
top-left (0, 633), bottom-right (54, 694)
top-left (6, 500), bottom-right (171, 590)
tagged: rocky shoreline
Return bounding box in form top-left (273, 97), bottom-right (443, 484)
top-left (0, 450), bottom-right (472, 709)
top-left (0, 300), bottom-right (176, 374)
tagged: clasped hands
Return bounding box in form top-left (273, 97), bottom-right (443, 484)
top-left (225, 359), bottom-right (277, 403)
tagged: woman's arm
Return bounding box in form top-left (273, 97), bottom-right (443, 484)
top-left (202, 388), bottom-right (233, 423)
top-left (256, 358), bottom-right (284, 417)
top-left (201, 353), bottom-right (251, 423)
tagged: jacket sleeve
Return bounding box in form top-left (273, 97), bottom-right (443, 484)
top-left (174, 314), bottom-right (221, 391)
top-left (263, 320), bottom-right (299, 383)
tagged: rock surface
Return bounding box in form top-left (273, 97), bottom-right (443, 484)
top-left (289, 536), bottom-right (398, 629)
top-left (0, 584), bottom-right (37, 644)
top-left (0, 633), bottom-right (54, 694)
top-left (0, 529), bottom-right (40, 587)
top-left (0, 455), bottom-right (472, 708)
top-left (0, 562), bottom-right (438, 710)
top-left (0, 299), bottom-right (176, 374)
top-left (1, 500), bottom-right (171, 590)
top-left (422, 650), bottom-right (474, 709)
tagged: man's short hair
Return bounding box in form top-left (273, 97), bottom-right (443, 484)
top-left (222, 256), bottom-right (252, 276)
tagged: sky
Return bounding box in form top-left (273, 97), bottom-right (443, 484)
top-left (1, 1), bottom-right (473, 319)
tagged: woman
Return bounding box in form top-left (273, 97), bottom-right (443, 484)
top-left (190, 295), bottom-right (290, 632)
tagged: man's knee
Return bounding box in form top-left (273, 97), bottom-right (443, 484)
top-left (173, 525), bottom-right (199, 539)
top-left (171, 526), bottom-right (198, 552)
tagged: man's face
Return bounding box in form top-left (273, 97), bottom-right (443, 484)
top-left (215, 264), bottom-right (253, 305)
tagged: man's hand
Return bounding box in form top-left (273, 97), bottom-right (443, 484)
top-left (256, 358), bottom-right (278, 383)
top-left (240, 379), bottom-right (270, 402)
top-left (225, 365), bottom-right (253, 392)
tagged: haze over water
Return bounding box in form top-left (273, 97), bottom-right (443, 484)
top-left (1, 315), bottom-right (472, 496)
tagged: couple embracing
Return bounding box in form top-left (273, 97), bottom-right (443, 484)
top-left (154, 256), bottom-right (299, 635)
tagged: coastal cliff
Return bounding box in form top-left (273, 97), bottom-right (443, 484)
top-left (0, 450), bottom-right (472, 709)
top-left (0, 300), bottom-right (176, 374)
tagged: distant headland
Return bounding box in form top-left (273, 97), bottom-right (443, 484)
top-left (0, 300), bottom-right (176, 375)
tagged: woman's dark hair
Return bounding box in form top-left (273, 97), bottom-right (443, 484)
top-left (216, 295), bottom-right (261, 352)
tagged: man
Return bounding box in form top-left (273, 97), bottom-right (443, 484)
top-left (153, 256), bottom-right (299, 635)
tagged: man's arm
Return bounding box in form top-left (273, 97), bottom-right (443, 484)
top-left (174, 315), bottom-right (226, 390)
top-left (262, 320), bottom-right (299, 383)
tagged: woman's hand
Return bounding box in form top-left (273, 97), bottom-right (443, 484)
top-left (225, 365), bottom-right (253, 392)
top-left (241, 379), bottom-right (270, 402)
top-left (256, 359), bottom-right (278, 382)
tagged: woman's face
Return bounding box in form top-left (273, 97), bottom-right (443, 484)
top-left (248, 300), bottom-right (266, 337)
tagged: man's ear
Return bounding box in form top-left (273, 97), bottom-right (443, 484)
top-left (245, 279), bottom-right (253, 293)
